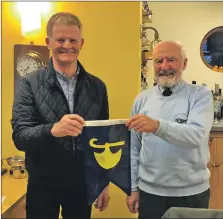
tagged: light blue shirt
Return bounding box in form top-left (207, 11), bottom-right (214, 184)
top-left (55, 66), bottom-right (80, 151)
top-left (55, 66), bottom-right (80, 113)
top-left (130, 80), bottom-right (214, 196)
top-left (158, 79), bottom-right (183, 94)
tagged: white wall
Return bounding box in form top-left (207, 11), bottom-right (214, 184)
top-left (146, 2), bottom-right (223, 91)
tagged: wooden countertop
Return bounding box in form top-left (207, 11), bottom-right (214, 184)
top-left (1, 171), bottom-right (136, 218)
top-left (1, 170), bottom-right (27, 214)
top-left (212, 123), bottom-right (223, 132)
top-left (1, 172), bottom-right (135, 218)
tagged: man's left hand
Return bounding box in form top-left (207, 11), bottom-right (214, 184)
top-left (94, 185), bottom-right (110, 212)
top-left (126, 114), bottom-right (160, 133)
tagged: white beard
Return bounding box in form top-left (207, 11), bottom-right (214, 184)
top-left (156, 75), bottom-right (178, 88)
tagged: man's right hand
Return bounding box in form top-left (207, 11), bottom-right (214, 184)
top-left (51, 114), bottom-right (85, 137)
top-left (126, 191), bottom-right (139, 213)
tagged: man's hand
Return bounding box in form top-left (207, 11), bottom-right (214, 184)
top-left (126, 114), bottom-right (159, 133)
top-left (94, 185), bottom-right (110, 212)
top-left (126, 191), bottom-right (139, 213)
top-left (51, 114), bottom-right (85, 137)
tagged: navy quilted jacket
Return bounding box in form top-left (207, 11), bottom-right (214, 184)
top-left (11, 58), bottom-right (109, 176)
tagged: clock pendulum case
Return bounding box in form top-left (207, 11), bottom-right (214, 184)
top-left (14, 43), bottom-right (50, 98)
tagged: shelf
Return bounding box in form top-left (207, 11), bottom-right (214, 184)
top-left (141, 3), bottom-right (153, 90)
top-left (142, 16), bottom-right (152, 24)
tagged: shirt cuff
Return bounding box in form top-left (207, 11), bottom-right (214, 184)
top-left (131, 182), bottom-right (138, 192)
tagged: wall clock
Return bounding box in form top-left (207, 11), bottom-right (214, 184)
top-left (14, 43), bottom-right (50, 97)
top-left (16, 51), bottom-right (45, 77)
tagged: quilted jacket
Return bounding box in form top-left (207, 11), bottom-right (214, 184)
top-left (11, 58), bottom-right (109, 177)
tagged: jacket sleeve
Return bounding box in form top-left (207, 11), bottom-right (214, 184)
top-left (155, 88), bottom-right (214, 149)
top-left (99, 84), bottom-right (109, 120)
top-left (11, 77), bottom-right (56, 153)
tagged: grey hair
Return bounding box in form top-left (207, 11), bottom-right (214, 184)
top-left (175, 41), bottom-right (187, 60)
top-left (153, 40), bottom-right (187, 60)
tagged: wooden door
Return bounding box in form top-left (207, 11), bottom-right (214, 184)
top-left (208, 135), bottom-right (223, 209)
top-left (208, 136), bottom-right (215, 208)
top-left (210, 164), bottom-right (223, 209)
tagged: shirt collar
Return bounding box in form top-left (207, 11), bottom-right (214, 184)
top-left (158, 79), bottom-right (183, 94)
top-left (55, 65), bottom-right (80, 82)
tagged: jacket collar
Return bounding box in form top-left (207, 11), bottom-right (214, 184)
top-left (46, 57), bottom-right (87, 87)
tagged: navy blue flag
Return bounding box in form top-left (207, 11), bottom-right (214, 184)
top-left (81, 119), bottom-right (131, 205)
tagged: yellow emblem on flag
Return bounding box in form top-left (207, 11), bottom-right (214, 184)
top-left (89, 138), bottom-right (125, 169)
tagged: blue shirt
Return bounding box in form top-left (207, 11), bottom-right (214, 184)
top-left (158, 79), bottom-right (183, 94)
top-left (55, 66), bottom-right (80, 151)
top-left (55, 66), bottom-right (80, 113)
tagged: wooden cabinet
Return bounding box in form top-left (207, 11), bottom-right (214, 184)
top-left (208, 132), bottom-right (223, 209)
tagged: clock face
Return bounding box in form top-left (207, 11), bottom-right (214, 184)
top-left (16, 55), bottom-right (40, 77)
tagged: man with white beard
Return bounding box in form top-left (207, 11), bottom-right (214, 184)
top-left (126, 41), bottom-right (214, 219)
